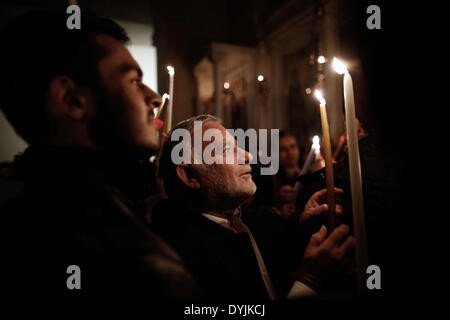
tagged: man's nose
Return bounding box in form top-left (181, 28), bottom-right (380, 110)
top-left (237, 146), bottom-right (253, 164)
top-left (144, 85), bottom-right (162, 109)
top-left (246, 150), bottom-right (253, 163)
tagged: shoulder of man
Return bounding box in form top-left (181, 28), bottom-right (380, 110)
top-left (0, 175), bottom-right (199, 298)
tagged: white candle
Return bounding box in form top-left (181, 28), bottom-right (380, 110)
top-left (300, 135), bottom-right (320, 175)
top-left (333, 57), bottom-right (368, 294)
top-left (167, 66), bottom-right (175, 132)
top-left (294, 136), bottom-right (320, 203)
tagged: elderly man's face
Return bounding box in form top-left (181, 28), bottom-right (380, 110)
top-left (193, 121), bottom-right (256, 208)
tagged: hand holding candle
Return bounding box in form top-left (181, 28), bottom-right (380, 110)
top-left (314, 90), bottom-right (336, 231)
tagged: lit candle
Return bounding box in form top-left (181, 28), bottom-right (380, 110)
top-left (333, 57), bottom-right (368, 294)
top-left (314, 90), bottom-right (336, 230)
top-left (300, 135), bottom-right (320, 175)
top-left (166, 66), bottom-right (175, 132)
top-left (156, 93), bottom-right (169, 120)
top-left (293, 136), bottom-right (320, 203)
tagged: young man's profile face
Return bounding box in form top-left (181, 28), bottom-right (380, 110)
top-left (92, 34), bottom-right (161, 151)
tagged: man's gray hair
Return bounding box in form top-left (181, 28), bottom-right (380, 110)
top-left (159, 114), bottom-right (222, 196)
top-left (169, 114), bottom-right (221, 136)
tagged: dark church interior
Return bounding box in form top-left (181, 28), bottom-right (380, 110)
top-left (0, 0), bottom-right (446, 311)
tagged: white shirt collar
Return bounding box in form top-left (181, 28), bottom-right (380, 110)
top-left (201, 213), bottom-right (232, 230)
top-left (202, 208), bottom-right (240, 231)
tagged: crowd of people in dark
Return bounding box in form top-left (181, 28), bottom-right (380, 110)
top-left (0, 9), bottom-right (435, 300)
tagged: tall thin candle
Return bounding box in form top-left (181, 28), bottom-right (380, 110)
top-left (333, 57), bottom-right (368, 294)
top-left (314, 90), bottom-right (336, 230)
top-left (166, 66), bottom-right (175, 132)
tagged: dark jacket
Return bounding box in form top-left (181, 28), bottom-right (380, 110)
top-left (152, 199), bottom-right (298, 299)
top-left (152, 200), bottom-right (269, 299)
top-left (0, 145), bottom-right (197, 298)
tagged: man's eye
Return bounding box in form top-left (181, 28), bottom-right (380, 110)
top-left (131, 78), bottom-right (142, 84)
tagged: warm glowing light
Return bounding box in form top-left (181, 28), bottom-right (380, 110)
top-left (317, 56), bottom-right (326, 64)
top-left (167, 65), bottom-right (175, 75)
top-left (332, 57), bottom-right (347, 75)
top-left (314, 90), bottom-right (326, 105)
top-left (312, 135), bottom-right (321, 151)
top-left (315, 143), bottom-right (321, 151)
top-left (162, 93), bottom-right (169, 101)
top-left (224, 82), bottom-right (230, 89)
top-left (313, 135), bottom-right (320, 145)
top-left (305, 88), bottom-right (312, 95)
top-left (257, 74), bottom-right (264, 82)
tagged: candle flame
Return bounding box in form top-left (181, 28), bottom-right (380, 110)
top-left (167, 66), bottom-right (175, 75)
top-left (257, 74), bottom-right (264, 82)
top-left (155, 93), bottom-right (170, 119)
top-left (332, 57), bottom-right (347, 74)
top-left (314, 90), bottom-right (326, 105)
top-left (312, 135), bottom-right (320, 150)
top-left (224, 82), bottom-right (230, 89)
top-left (311, 136), bottom-right (320, 155)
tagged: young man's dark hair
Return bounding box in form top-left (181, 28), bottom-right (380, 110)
top-left (0, 10), bottom-right (128, 144)
top-left (278, 130), bottom-right (295, 140)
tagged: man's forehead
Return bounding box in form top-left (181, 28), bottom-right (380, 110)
top-left (202, 121), bottom-right (224, 131)
top-left (280, 135), bottom-right (296, 144)
top-left (202, 121), bottom-right (234, 139)
top-left (94, 33), bottom-right (141, 80)
top-left (198, 121), bottom-right (236, 149)
top-left (94, 34), bottom-right (136, 64)
top-left (93, 33), bottom-right (125, 51)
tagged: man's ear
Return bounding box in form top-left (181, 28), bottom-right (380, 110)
top-left (176, 164), bottom-right (201, 189)
top-left (47, 75), bottom-right (92, 121)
